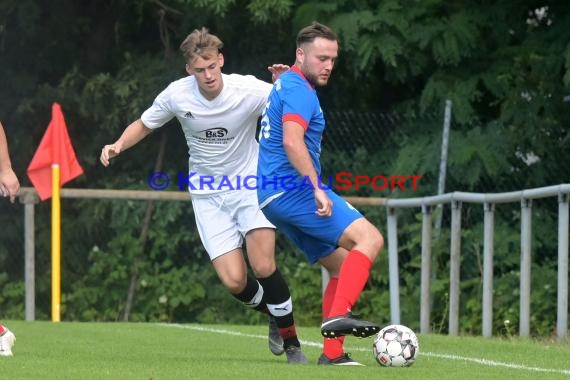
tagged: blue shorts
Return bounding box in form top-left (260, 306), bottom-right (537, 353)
top-left (261, 188), bottom-right (363, 264)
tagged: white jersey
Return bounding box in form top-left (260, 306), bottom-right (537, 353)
top-left (141, 73), bottom-right (272, 195)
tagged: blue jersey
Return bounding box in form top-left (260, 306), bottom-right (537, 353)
top-left (257, 66), bottom-right (326, 204)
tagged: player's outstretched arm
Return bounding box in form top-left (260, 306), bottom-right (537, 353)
top-left (100, 119), bottom-right (153, 167)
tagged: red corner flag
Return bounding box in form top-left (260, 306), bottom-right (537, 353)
top-left (27, 103), bottom-right (84, 200)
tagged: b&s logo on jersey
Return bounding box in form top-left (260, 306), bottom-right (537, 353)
top-left (195, 127), bottom-right (233, 145)
top-left (203, 127), bottom-right (228, 138)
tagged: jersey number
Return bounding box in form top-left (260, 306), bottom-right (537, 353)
top-left (258, 101), bottom-right (271, 140)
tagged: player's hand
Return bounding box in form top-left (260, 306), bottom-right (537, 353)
top-left (268, 64), bottom-right (290, 82)
top-left (314, 188), bottom-right (333, 217)
top-left (100, 142), bottom-right (123, 167)
top-left (0, 168), bottom-right (20, 203)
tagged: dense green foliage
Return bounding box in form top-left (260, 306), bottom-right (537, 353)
top-left (0, 1), bottom-right (568, 337)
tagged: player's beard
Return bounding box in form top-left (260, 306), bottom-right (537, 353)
top-left (304, 71), bottom-right (327, 88)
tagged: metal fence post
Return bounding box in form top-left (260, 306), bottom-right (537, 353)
top-left (557, 193), bottom-right (569, 340)
top-left (321, 266), bottom-right (330, 295)
top-left (449, 200), bottom-right (462, 335)
top-left (387, 207), bottom-right (400, 324)
top-left (520, 198), bottom-right (532, 337)
top-left (435, 99), bottom-right (452, 238)
top-left (19, 190), bottom-right (39, 321)
top-left (482, 202), bottom-right (495, 337)
top-left (420, 205), bottom-right (432, 334)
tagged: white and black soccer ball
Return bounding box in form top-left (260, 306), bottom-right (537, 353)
top-left (373, 324), bottom-right (419, 367)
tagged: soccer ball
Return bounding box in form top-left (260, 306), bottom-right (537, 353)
top-left (373, 324), bottom-right (419, 367)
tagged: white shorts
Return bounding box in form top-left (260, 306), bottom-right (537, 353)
top-left (191, 189), bottom-right (275, 260)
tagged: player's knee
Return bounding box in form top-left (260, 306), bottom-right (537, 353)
top-left (251, 260), bottom-right (276, 278)
top-left (372, 228), bottom-right (384, 254)
top-left (365, 225), bottom-right (384, 262)
top-left (221, 274), bottom-right (247, 294)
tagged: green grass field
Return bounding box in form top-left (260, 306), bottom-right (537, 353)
top-left (1, 320), bottom-right (569, 380)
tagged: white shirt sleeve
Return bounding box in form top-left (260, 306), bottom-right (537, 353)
top-left (246, 75), bottom-right (273, 115)
top-left (226, 74), bottom-right (273, 116)
top-left (141, 85), bottom-right (175, 129)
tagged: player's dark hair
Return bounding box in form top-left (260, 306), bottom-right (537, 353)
top-left (296, 22), bottom-right (338, 48)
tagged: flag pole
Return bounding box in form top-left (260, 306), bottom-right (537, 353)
top-left (27, 102), bottom-right (84, 322)
top-left (51, 163), bottom-right (61, 322)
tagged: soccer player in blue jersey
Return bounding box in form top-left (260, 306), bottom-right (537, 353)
top-left (257, 22), bottom-right (385, 366)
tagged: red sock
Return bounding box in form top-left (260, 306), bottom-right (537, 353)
top-left (278, 325), bottom-right (298, 341)
top-left (327, 250), bottom-right (372, 318)
top-left (322, 277), bottom-right (344, 359)
top-left (322, 277), bottom-right (338, 317)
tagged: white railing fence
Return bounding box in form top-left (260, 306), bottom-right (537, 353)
top-left (384, 184), bottom-right (569, 340)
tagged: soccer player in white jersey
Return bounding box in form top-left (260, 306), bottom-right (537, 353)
top-left (100, 27), bottom-right (307, 364)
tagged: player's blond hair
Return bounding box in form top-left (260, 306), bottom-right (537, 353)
top-left (180, 27), bottom-right (224, 63)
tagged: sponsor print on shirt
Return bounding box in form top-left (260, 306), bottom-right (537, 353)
top-left (192, 127), bottom-right (235, 145)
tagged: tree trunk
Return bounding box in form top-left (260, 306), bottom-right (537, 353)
top-left (122, 132), bottom-right (167, 321)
